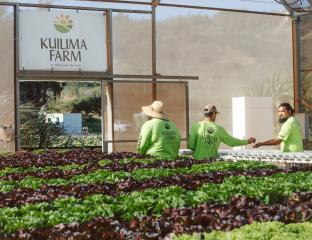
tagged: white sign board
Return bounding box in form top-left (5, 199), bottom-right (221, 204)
top-left (19, 9), bottom-right (107, 72)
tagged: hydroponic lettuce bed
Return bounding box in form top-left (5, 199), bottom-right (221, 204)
top-left (0, 149), bottom-right (311, 240)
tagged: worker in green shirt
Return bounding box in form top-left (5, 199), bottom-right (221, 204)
top-left (253, 103), bottom-right (303, 152)
top-left (188, 104), bottom-right (256, 160)
top-left (137, 100), bottom-right (181, 159)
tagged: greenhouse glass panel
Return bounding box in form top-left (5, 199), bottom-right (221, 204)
top-left (113, 82), bottom-right (153, 141)
top-left (113, 12), bottom-right (152, 75)
top-left (0, 6), bottom-right (15, 152)
top-left (112, 81), bottom-right (187, 152)
top-left (159, 0), bottom-right (287, 14)
top-left (113, 142), bottom-right (137, 152)
top-left (156, 8), bottom-right (293, 142)
top-left (156, 82), bottom-right (187, 139)
top-left (300, 14), bottom-right (312, 140)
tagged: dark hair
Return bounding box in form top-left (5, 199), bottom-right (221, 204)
top-left (279, 102), bottom-right (294, 115)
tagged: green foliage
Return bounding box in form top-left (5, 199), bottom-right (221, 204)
top-left (0, 161), bottom-right (275, 193)
top-left (132, 161), bottom-right (276, 181)
top-left (0, 163), bottom-right (88, 178)
top-left (83, 116), bottom-right (101, 133)
top-left (20, 82), bottom-right (64, 105)
top-left (20, 103), bottom-right (64, 148)
top-left (196, 172), bottom-right (312, 205)
top-left (98, 159), bottom-right (111, 166)
top-left (51, 135), bottom-right (102, 148)
top-left (72, 96), bottom-right (101, 116)
top-left (0, 151), bottom-right (10, 157)
top-left (174, 221), bottom-right (312, 240)
top-left (1, 171), bottom-right (312, 233)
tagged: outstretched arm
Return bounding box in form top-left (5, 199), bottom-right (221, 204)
top-left (187, 124), bottom-right (198, 151)
top-left (220, 127), bottom-right (255, 147)
top-left (252, 138), bottom-right (282, 148)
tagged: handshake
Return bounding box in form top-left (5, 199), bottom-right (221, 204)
top-left (247, 137), bottom-right (256, 144)
top-left (247, 137), bottom-right (262, 148)
top-left (247, 137), bottom-right (263, 148)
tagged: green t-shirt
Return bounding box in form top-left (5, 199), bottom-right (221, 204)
top-left (137, 118), bottom-right (181, 159)
top-left (187, 120), bottom-right (248, 160)
top-left (277, 116), bottom-right (303, 152)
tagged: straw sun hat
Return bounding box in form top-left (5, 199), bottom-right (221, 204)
top-left (142, 101), bottom-right (168, 120)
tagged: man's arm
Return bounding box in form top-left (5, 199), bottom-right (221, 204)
top-left (187, 124), bottom-right (198, 151)
top-left (252, 138), bottom-right (282, 148)
top-left (137, 123), bottom-right (152, 154)
top-left (220, 127), bottom-right (255, 147)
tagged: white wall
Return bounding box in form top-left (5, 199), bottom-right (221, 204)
top-left (232, 97), bottom-right (275, 150)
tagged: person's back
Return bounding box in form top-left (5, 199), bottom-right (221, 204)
top-left (188, 120), bottom-right (248, 160)
top-left (188, 121), bottom-right (221, 159)
top-left (187, 104), bottom-right (254, 160)
top-left (137, 101), bottom-right (181, 160)
top-left (138, 118), bottom-right (180, 159)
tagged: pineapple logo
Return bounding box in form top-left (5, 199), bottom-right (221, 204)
top-left (54, 14), bottom-right (73, 33)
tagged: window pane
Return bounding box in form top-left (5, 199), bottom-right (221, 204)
top-left (20, 81), bottom-right (102, 148)
top-left (156, 82), bottom-right (187, 139)
top-left (113, 82), bottom-right (153, 141)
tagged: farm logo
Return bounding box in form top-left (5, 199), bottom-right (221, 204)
top-left (54, 14), bottom-right (73, 33)
top-left (207, 127), bottom-right (214, 135)
top-left (40, 14), bottom-right (87, 63)
top-left (164, 122), bottom-right (171, 130)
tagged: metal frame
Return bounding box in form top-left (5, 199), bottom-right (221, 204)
top-left (100, 81), bottom-right (106, 152)
top-left (185, 82), bottom-right (189, 139)
top-left (19, 72), bottom-right (199, 81)
top-left (280, 0), bottom-right (301, 112)
top-left (102, 9), bottom-right (113, 152)
top-left (63, 0), bottom-right (291, 17)
top-left (106, 9), bottom-right (114, 151)
top-left (0, 2), bottom-right (152, 14)
top-left (279, 0), bottom-right (296, 17)
top-left (152, 1), bottom-right (157, 101)
top-left (292, 16), bottom-right (302, 112)
top-left (14, 4), bottom-right (20, 151)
